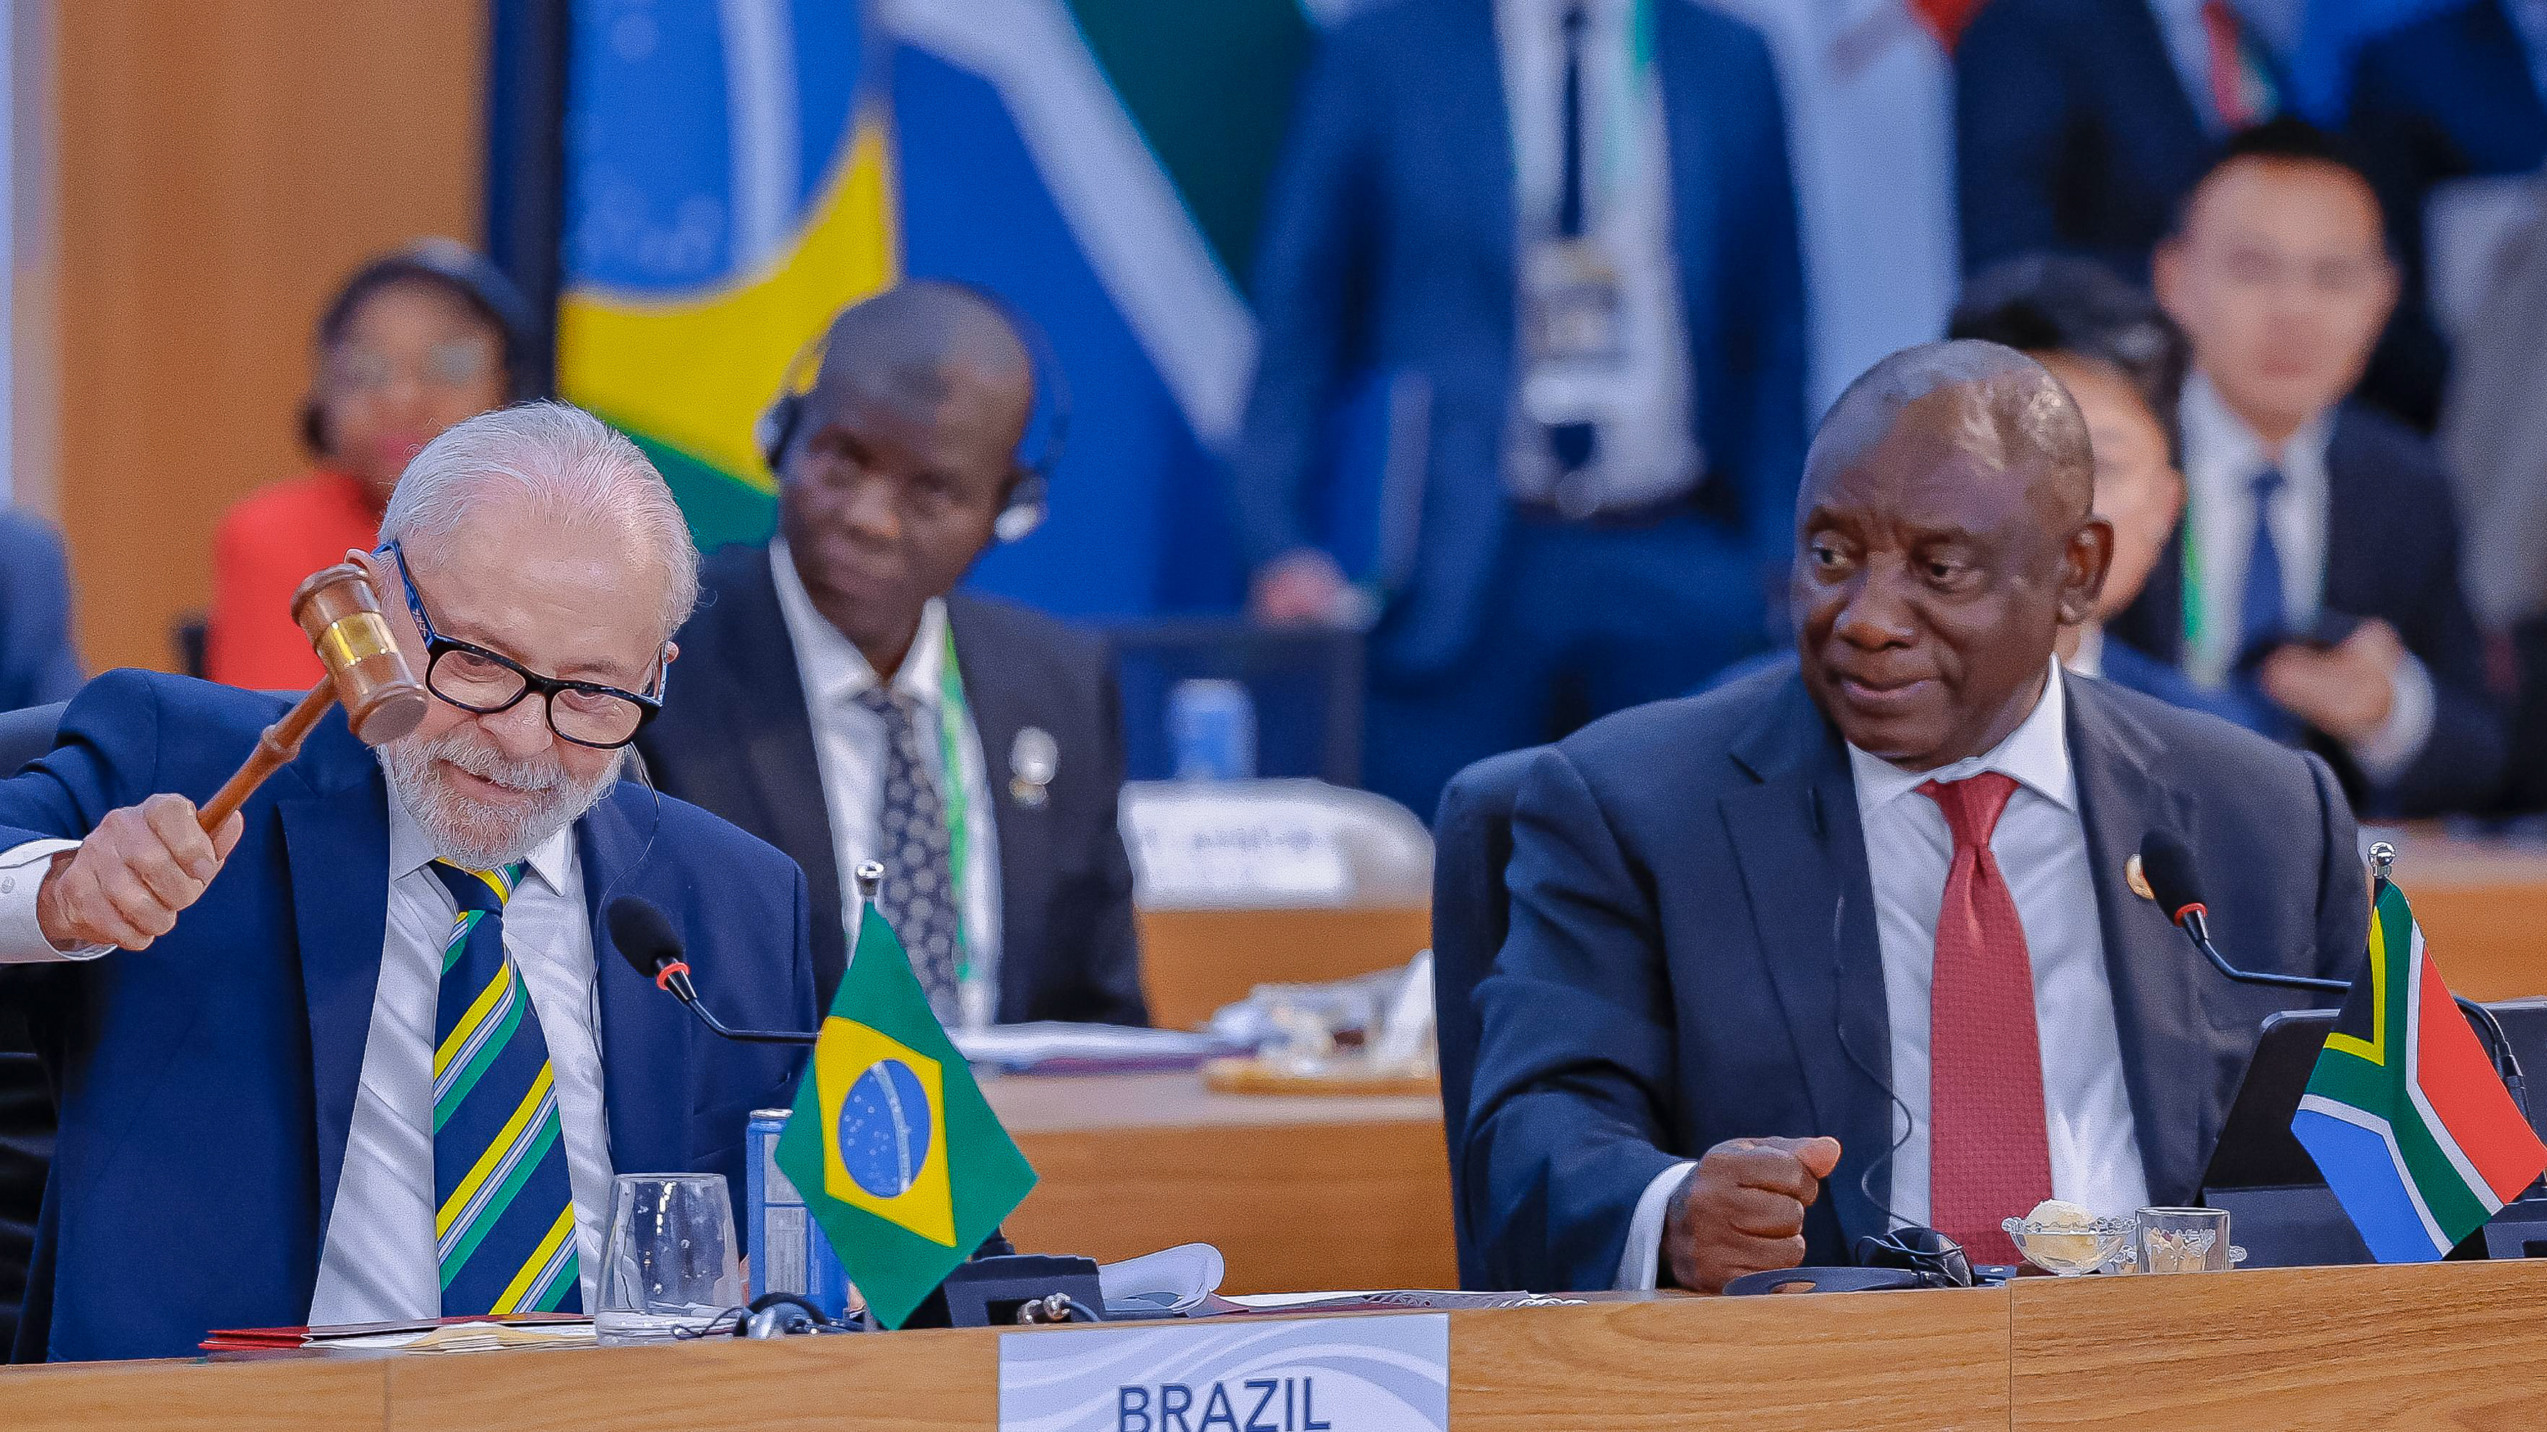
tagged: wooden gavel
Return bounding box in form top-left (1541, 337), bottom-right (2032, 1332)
top-left (195, 562), bottom-right (431, 831)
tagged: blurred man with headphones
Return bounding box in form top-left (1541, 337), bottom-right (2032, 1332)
top-left (637, 281), bottom-right (1146, 1029)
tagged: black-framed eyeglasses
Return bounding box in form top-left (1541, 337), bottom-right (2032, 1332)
top-left (379, 540), bottom-right (667, 750)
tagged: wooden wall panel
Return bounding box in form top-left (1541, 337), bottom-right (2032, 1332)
top-left (52, 0), bottom-right (482, 673)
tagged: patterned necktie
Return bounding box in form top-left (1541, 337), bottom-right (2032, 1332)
top-left (1918, 773), bottom-right (2052, 1266)
top-left (428, 860), bottom-right (581, 1316)
top-left (856, 688), bottom-right (963, 1020)
top-left (2238, 466), bottom-right (2289, 657)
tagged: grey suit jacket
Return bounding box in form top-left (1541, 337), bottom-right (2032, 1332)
top-left (1463, 666), bottom-right (2369, 1292)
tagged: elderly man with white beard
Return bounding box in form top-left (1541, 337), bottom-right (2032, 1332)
top-left (0, 403), bottom-right (816, 1362)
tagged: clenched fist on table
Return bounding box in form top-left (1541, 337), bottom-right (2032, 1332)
top-left (1662, 1135), bottom-right (1844, 1293)
top-left (37, 793), bottom-right (242, 952)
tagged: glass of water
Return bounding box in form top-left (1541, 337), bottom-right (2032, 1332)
top-left (2133, 1206), bottom-right (2238, 1274)
top-left (595, 1172), bottom-right (743, 1343)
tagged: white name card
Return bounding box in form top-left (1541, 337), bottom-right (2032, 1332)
top-left (998, 1314), bottom-right (1449, 1432)
top-left (1126, 803), bottom-right (1353, 906)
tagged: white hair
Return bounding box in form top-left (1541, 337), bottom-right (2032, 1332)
top-left (379, 402), bottom-right (700, 637)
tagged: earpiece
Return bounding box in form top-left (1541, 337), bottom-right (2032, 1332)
top-left (756, 280), bottom-right (1068, 545)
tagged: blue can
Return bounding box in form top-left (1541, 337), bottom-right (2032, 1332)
top-left (1169, 678), bottom-right (1257, 781)
top-left (744, 1108), bottom-right (855, 1318)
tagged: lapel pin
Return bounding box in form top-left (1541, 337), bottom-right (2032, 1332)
top-left (2125, 853), bottom-right (2153, 902)
top-left (1010, 726), bottom-right (1057, 809)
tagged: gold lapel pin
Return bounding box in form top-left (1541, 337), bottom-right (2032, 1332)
top-left (2125, 853), bottom-right (2153, 902)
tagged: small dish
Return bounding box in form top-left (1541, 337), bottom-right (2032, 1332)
top-left (2000, 1216), bottom-right (2135, 1275)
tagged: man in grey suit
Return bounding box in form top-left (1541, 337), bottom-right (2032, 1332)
top-left (1464, 341), bottom-right (2367, 1294)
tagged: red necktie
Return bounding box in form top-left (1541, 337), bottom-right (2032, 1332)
top-left (2201, 0), bottom-right (2257, 128)
top-left (1919, 772), bottom-right (2052, 1265)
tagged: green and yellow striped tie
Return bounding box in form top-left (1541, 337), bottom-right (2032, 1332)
top-left (427, 860), bottom-right (580, 1315)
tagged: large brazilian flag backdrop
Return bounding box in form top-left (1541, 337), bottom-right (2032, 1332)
top-left (559, 0), bottom-right (1357, 620)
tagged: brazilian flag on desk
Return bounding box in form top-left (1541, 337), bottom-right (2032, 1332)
top-left (772, 900), bottom-right (1036, 1328)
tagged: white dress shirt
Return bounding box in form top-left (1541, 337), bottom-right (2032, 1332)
top-left (2177, 372), bottom-right (2434, 784)
top-left (1496, 0), bottom-right (1701, 513)
top-left (768, 541), bottom-right (1002, 1029)
top-left (0, 794), bottom-right (617, 1323)
top-left (1615, 663), bottom-right (2152, 1288)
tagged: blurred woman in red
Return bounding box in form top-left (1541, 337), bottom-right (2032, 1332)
top-left (206, 240), bottom-right (531, 687)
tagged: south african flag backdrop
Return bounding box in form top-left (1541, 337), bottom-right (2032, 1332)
top-left (2291, 878), bottom-right (2547, 1262)
top-left (772, 901), bottom-right (1037, 1329)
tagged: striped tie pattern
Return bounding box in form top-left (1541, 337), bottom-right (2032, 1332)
top-left (428, 860), bottom-right (581, 1316)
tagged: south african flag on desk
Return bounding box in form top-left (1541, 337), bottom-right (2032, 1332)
top-left (2291, 876), bottom-right (2546, 1261)
top-left (773, 900), bottom-right (1036, 1327)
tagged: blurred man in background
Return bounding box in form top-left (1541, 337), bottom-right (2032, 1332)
top-left (2123, 119), bottom-right (2505, 816)
top-left (1233, 0), bottom-right (1808, 821)
top-left (1958, 0), bottom-right (2284, 282)
top-left (640, 282), bottom-right (1145, 1030)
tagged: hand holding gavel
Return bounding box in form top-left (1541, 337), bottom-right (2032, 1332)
top-left (36, 557), bottom-right (428, 951)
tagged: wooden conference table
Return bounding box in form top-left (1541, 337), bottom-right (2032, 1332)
top-left (6, 1261), bottom-right (2543, 1430)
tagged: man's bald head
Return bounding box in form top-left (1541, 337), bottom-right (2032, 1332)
top-left (803, 280), bottom-right (1035, 454)
top-left (1790, 340), bottom-right (2114, 771)
top-left (1804, 339), bottom-right (2094, 527)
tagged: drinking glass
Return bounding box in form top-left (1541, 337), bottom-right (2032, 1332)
top-left (595, 1172), bottom-right (743, 1342)
top-left (2133, 1206), bottom-right (2237, 1274)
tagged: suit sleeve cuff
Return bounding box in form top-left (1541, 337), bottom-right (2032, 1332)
top-left (2348, 651), bottom-right (2435, 788)
top-left (1614, 1160), bottom-right (1697, 1291)
top-left (0, 839), bottom-right (103, 962)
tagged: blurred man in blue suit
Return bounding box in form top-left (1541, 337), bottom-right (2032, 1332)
top-left (0, 404), bottom-right (813, 1361)
top-left (1958, 0), bottom-right (2284, 282)
top-left (2126, 119), bottom-right (2505, 816)
top-left (1233, 0), bottom-right (1808, 820)
top-left (1465, 343), bottom-right (2365, 1293)
top-left (0, 512), bottom-right (81, 714)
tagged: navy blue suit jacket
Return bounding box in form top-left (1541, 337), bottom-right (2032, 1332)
top-left (1464, 667), bottom-right (2367, 1293)
top-left (2111, 404), bottom-right (2507, 817)
top-left (0, 513), bottom-right (80, 713)
top-left (2345, 0), bottom-right (2547, 427)
top-left (0, 672), bottom-right (815, 1361)
top-left (1956, 0), bottom-right (2279, 280)
top-left (637, 545), bottom-right (1145, 1025)
top-left (1232, 0), bottom-right (1807, 676)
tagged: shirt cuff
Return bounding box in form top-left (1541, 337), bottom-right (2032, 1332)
top-left (0, 839), bottom-right (105, 963)
top-left (2348, 651), bottom-right (2435, 789)
top-left (1614, 1160), bottom-right (1698, 1291)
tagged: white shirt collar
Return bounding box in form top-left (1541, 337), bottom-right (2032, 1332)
top-left (2065, 623), bottom-right (2105, 680)
top-left (2179, 369), bottom-right (2334, 496)
top-left (385, 780), bottom-right (574, 895)
top-left (1846, 657), bottom-right (2077, 814)
top-left (768, 538), bottom-right (947, 714)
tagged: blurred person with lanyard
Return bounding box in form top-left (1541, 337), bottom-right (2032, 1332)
top-left (1462, 342), bottom-right (2364, 1293)
top-left (207, 240), bottom-right (531, 688)
top-left (0, 404), bottom-right (813, 1361)
top-left (1233, 0), bottom-right (1809, 822)
top-left (638, 282), bottom-right (1144, 1030)
top-left (2116, 118), bottom-right (2507, 817)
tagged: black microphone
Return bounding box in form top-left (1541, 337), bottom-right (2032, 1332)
top-left (2138, 831), bottom-right (2529, 1119)
top-left (607, 896), bottom-right (818, 1047)
top-left (2137, 831), bottom-right (2349, 995)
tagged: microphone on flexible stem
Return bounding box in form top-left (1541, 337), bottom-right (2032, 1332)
top-left (607, 895), bottom-right (818, 1047)
top-left (2137, 831), bottom-right (2528, 1122)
